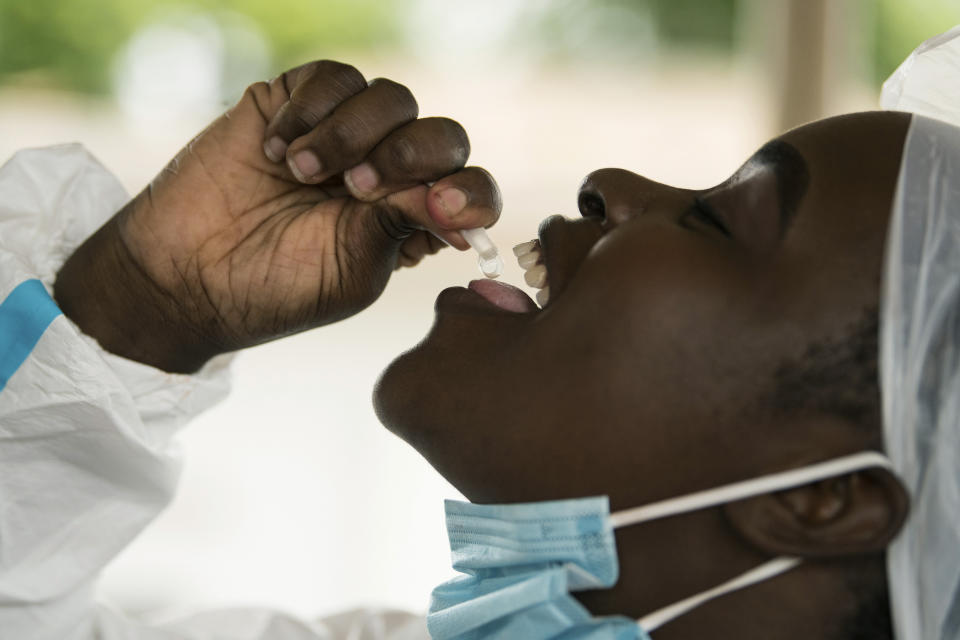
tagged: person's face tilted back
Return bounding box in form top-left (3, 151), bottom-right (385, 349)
top-left (374, 111), bottom-right (912, 637)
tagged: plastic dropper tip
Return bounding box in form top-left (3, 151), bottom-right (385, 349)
top-left (460, 227), bottom-right (503, 279)
top-left (479, 254), bottom-right (504, 279)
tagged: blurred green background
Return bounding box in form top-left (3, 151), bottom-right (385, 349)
top-left (0, 0), bottom-right (398, 94)
top-left (1, 0), bottom-right (957, 95)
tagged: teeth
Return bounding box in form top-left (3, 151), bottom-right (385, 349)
top-left (524, 264), bottom-right (548, 288)
top-left (513, 240), bottom-right (538, 257)
top-left (515, 237), bottom-right (550, 307)
top-left (517, 251), bottom-right (540, 269)
top-left (536, 286), bottom-right (550, 307)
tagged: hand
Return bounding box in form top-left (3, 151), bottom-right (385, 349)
top-left (54, 61), bottom-right (501, 373)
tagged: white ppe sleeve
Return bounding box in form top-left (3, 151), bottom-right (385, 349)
top-left (0, 146), bottom-right (428, 640)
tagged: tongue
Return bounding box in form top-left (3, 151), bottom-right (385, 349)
top-left (469, 279), bottom-right (539, 313)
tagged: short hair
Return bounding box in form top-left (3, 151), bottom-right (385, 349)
top-left (770, 307), bottom-right (882, 439)
top-left (839, 559), bottom-right (894, 640)
top-left (767, 307), bottom-right (891, 639)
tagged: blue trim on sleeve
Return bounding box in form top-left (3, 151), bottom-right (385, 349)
top-left (0, 279), bottom-right (62, 392)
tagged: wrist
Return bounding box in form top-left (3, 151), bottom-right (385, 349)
top-left (53, 202), bottom-right (222, 373)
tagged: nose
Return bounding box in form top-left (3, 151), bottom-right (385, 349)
top-left (578, 168), bottom-right (689, 226)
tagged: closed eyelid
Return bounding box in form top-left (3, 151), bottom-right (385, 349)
top-left (742, 141), bottom-right (810, 231)
top-left (683, 197), bottom-right (731, 237)
top-left (700, 142), bottom-right (809, 246)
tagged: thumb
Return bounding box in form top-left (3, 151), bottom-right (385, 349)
top-left (381, 166), bottom-right (502, 251)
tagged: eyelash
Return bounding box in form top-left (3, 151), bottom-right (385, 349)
top-left (683, 197), bottom-right (731, 237)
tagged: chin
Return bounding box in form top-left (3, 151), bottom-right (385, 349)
top-left (371, 336), bottom-right (447, 448)
top-left (372, 345), bottom-right (416, 436)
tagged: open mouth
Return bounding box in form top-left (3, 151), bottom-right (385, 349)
top-left (447, 215), bottom-right (588, 315)
top-left (467, 279), bottom-right (539, 313)
top-left (513, 239), bottom-right (549, 307)
top-left (464, 234), bottom-right (551, 313)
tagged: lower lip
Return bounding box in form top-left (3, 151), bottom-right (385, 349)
top-left (434, 282), bottom-right (538, 315)
top-left (468, 279), bottom-right (539, 313)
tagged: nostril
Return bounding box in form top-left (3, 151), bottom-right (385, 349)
top-left (578, 192), bottom-right (605, 220)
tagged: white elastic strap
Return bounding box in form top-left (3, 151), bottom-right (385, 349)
top-left (609, 451), bottom-right (893, 529)
top-left (637, 556), bottom-right (802, 632)
top-left (617, 451), bottom-right (893, 634)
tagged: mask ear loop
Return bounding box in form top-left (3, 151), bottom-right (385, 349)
top-left (606, 451), bottom-right (895, 633)
top-left (638, 556), bottom-right (802, 632)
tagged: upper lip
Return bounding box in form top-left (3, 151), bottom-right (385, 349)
top-left (536, 215), bottom-right (603, 306)
top-left (537, 216), bottom-right (560, 298)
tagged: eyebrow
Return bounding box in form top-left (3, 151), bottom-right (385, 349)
top-left (748, 140), bottom-right (810, 230)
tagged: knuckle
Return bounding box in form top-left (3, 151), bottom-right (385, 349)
top-left (469, 165), bottom-right (496, 185)
top-left (328, 119), bottom-right (355, 147)
top-left (286, 89), bottom-right (324, 128)
top-left (441, 120), bottom-right (471, 164)
top-left (288, 102), bottom-right (321, 130)
top-left (325, 117), bottom-right (366, 157)
top-left (243, 80), bottom-right (270, 102)
top-left (468, 167), bottom-right (503, 212)
top-left (424, 118), bottom-right (469, 166)
top-left (370, 78), bottom-right (418, 115)
top-left (387, 136), bottom-right (421, 175)
top-left (241, 81), bottom-right (273, 117)
top-left (316, 60), bottom-right (366, 94)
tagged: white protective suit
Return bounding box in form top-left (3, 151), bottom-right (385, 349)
top-left (0, 144), bottom-right (429, 640)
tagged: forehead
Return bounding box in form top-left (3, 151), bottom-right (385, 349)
top-left (774, 112), bottom-right (910, 242)
top-left (777, 112), bottom-right (909, 193)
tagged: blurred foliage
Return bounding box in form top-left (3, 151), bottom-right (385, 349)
top-left (0, 0), bottom-right (399, 93)
top-left (649, 0), bottom-right (737, 48)
top-left (0, 0), bottom-right (143, 93)
top-left (519, 0), bottom-right (657, 61)
top-left (497, 0), bottom-right (735, 64)
top-left (0, 0), bottom-right (958, 95)
top-left (871, 0), bottom-right (960, 84)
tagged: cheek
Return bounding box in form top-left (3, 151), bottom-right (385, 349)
top-left (540, 229), bottom-right (779, 420)
top-left (564, 230), bottom-right (748, 347)
top-left (379, 227), bottom-right (811, 503)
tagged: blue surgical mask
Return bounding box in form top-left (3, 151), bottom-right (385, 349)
top-left (427, 451), bottom-right (894, 640)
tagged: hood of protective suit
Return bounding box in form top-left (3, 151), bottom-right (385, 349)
top-left (880, 25), bottom-right (960, 640)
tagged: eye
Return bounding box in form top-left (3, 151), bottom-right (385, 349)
top-left (680, 197), bottom-right (730, 237)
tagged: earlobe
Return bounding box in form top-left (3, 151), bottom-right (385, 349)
top-left (723, 468), bottom-right (910, 557)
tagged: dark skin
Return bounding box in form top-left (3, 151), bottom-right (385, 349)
top-left (53, 59), bottom-right (910, 636)
top-left (375, 111), bottom-right (912, 636)
top-left (54, 61), bottom-right (502, 373)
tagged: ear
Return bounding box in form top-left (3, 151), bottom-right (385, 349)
top-left (722, 468), bottom-right (910, 557)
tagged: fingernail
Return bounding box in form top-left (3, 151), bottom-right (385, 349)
top-left (263, 136), bottom-right (287, 163)
top-left (289, 150), bottom-right (321, 182)
top-left (345, 162), bottom-right (379, 194)
top-left (436, 188), bottom-right (468, 219)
